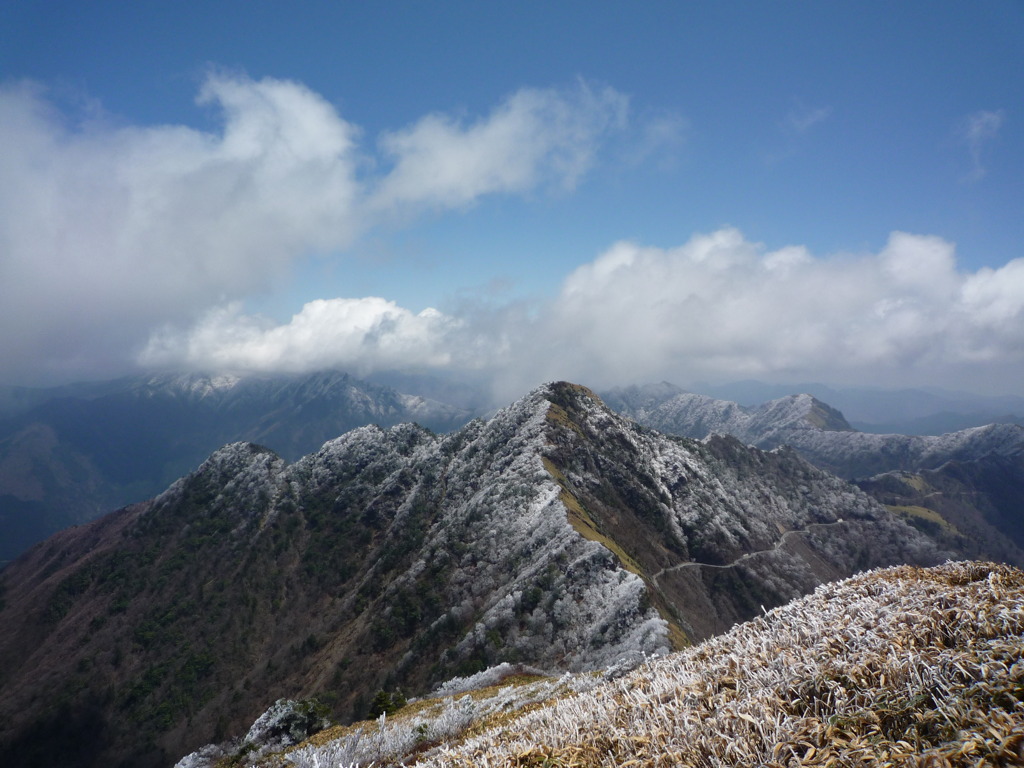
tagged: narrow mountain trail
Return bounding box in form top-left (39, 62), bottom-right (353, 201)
top-left (650, 520), bottom-right (849, 584)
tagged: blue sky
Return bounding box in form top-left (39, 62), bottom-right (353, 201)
top-left (1, 1), bottom-right (1022, 399)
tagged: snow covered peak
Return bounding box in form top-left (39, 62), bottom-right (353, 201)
top-left (133, 371), bottom-right (244, 400)
top-left (612, 386), bottom-right (1024, 479)
top-left (749, 393), bottom-right (853, 433)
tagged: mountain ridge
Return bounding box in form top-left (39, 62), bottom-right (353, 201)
top-left (606, 384), bottom-right (1024, 567)
top-left (687, 379), bottom-right (1024, 427)
top-left (605, 384), bottom-right (1024, 480)
top-left (0, 381), bottom-right (952, 767)
top-left (0, 370), bottom-right (476, 564)
top-left (180, 560), bottom-right (1023, 768)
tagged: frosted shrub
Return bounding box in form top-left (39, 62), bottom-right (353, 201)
top-left (286, 669), bottom-right (613, 768)
top-left (287, 698), bottom-right (478, 768)
top-left (414, 561), bottom-right (1024, 768)
top-left (286, 727), bottom-right (366, 768)
top-left (172, 743), bottom-right (234, 768)
top-left (431, 662), bottom-right (543, 697)
top-left (244, 697), bottom-right (331, 756)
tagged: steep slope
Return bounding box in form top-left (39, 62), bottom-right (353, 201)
top-left (612, 388), bottom-right (1024, 568)
top-left (194, 561), bottom-right (1024, 768)
top-left (0, 383), bottom-right (948, 768)
top-left (0, 370), bottom-right (474, 564)
top-left (0, 421), bottom-right (123, 563)
top-left (541, 384), bottom-right (941, 641)
top-left (773, 420), bottom-right (1024, 479)
top-left (856, 449), bottom-right (1024, 566)
top-left (409, 561), bottom-right (1024, 768)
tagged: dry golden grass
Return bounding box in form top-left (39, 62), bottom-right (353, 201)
top-left (259, 561), bottom-right (1023, 767)
top-left (887, 503), bottom-right (959, 532)
top-left (412, 561), bottom-right (1024, 768)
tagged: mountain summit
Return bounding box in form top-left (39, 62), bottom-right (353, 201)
top-left (0, 382), bottom-right (948, 767)
top-left (603, 385), bottom-right (854, 443)
top-left (606, 384), bottom-right (1024, 480)
top-left (606, 384), bottom-right (1024, 565)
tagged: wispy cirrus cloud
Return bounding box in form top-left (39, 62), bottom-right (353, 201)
top-left (959, 109), bottom-right (1004, 182)
top-left (621, 110), bottom-right (688, 170)
top-left (784, 101), bottom-right (832, 134)
top-left (764, 99), bottom-right (832, 165)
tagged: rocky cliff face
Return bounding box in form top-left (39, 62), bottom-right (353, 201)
top-left (0, 382), bottom-right (949, 768)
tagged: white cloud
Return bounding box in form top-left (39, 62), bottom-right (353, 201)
top-left (960, 109), bottom-right (1004, 182)
top-left (140, 299), bottom-right (459, 375)
top-left (0, 74), bottom-right (628, 384)
top-left (495, 229), bottom-right (1024, 396)
top-left (145, 229), bottom-right (1024, 400)
top-left (5, 72), bottom-right (1021, 397)
top-left (371, 82), bottom-right (628, 211)
top-left (0, 74), bottom-right (363, 382)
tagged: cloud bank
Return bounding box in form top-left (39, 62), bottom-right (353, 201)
top-left (4, 73), bottom-right (1022, 397)
top-left (141, 299), bottom-right (459, 375)
top-left (526, 229), bottom-right (1024, 393)
top-left (0, 74), bottom-right (626, 383)
top-left (0, 75), bottom-right (362, 379)
top-left (143, 229), bottom-right (1024, 399)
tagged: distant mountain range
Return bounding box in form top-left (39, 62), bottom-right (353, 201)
top-left (0, 382), bottom-right (951, 767)
top-left (604, 382), bottom-right (1024, 566)
top-left (4, 371), bottom-right (1022, 572)
top-left (603, 383), bottom-right (1024, 477)
top-left (0, 371), bottom-right (475, 564)
top-left (687, 378), bottom-right (1024, 430)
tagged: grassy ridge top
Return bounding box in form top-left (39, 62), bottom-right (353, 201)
top-left (271, 560), bottom-right (1023, 768)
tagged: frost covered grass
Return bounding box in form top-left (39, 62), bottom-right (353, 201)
top-left (414, 560), bottom-right (1024, 768)
top-left (278, 667), bottom-right (614, 768)
top-left (216, 561), bottom-right (1024, 767)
